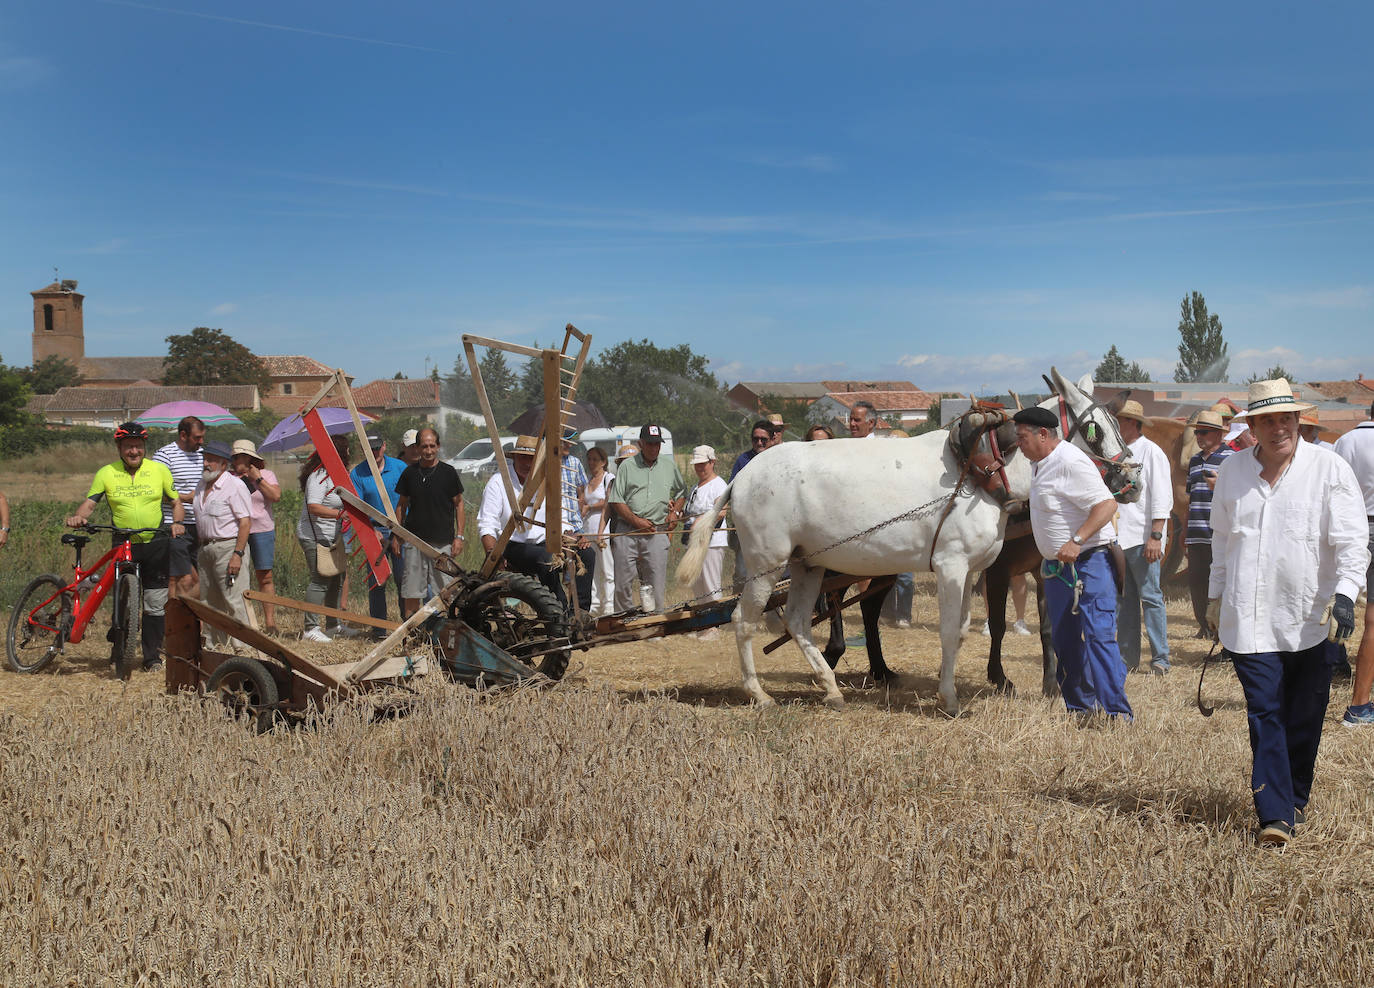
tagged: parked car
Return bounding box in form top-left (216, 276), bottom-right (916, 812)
top-left (448, 436), bottom-right (518, 479)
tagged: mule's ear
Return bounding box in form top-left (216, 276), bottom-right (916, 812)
top-left (1105, 390), bottom-right (1128, 415)
top-left (1050, 366), bottom-right (1074, 397)
top-left (1076, 373), bottom-right (1094, 397)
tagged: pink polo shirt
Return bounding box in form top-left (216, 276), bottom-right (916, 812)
top-left (193, 472), bottom-right (253, 541)
top-left (247, 468), bottom-right (279, 534)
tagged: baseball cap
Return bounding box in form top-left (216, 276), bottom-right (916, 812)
top-left (690, 444), bottom-right (716, 464)
top-left (401, 429), bottom-right (419, 447)
top-left (639, 424), bottom-right (663, 443)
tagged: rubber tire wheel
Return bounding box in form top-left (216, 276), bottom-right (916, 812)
top-left (7, 574), bottom-right (71, 673)
top-left (206, 656), bottom-right (280, 734)
top-left (111, 572), bottom-right (141, 681)
top-left (454, 572), bottom-right (571, 680)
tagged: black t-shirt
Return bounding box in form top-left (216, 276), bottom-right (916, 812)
top-left (395, 461), bottom-right (464, 543)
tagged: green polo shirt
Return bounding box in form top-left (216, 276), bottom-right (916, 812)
top-left (87, 460), bottom-right (177, 542)
top-left (608, 454), bottom-right (684, 525)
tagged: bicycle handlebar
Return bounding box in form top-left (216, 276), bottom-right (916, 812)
top-left (75, 524), bottom-right (169, 537)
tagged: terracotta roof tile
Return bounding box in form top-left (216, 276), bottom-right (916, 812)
top-left (821, 380), bottom-right (921, 393)
top-left (822, 390), bottom-right (937, 412)
top-left (1307, 379), bottom-right (1374, 402)
top-left (37, 385), bottom-right (260, 413)
top-left (260, 355), bottom-right (336, 377)
top-left (350, 378), bottom-right (440, 411)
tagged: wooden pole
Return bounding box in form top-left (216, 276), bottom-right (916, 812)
top-left (542, 349), bottom-right (563, 557)
top-left (465, 337), bottom-right (521, 534)
top-left (337, 370), bottom-right (395, 522)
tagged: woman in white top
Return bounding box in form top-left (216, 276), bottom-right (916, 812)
top-left (296, 435), bottom-right (350, 641)
top-left (584, 446), bottom-right (616, 617)
top-left (682, 445), bottom-right (729, 606)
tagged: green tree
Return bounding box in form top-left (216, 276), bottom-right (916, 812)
top-left (442, 353), bottom-right (478, 411)
top-left (1244, 364), bottom-right (1299, 386)
top-left (1094, 345), bottom-right (1152, 383)
top-left (476, 349), bottom-right (519, 423)
top-left (21, 355), bottom-right (84, 394)
top-left (511, 342), bottom-right (547, 419)
top-left (1174, 292), bottom-right (1229, 383)
top-left (580, 339), bottom-right (744, 450)
top-left (163, 327), bottom-right (271, 391)
top-left (237, 408), bottom-right (282, 439)
top-left (0, 355), bottom-right (34, 427)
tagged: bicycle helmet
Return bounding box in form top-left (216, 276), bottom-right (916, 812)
top-left (113, 421), bottom-right (148, 442)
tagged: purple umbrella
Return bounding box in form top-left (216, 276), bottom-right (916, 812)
top-left (137, 400), bottom-right (243, 429)
top-left (259, 407), bottom-right (376, 453)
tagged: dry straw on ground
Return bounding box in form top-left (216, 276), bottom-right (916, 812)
top-left (2, 585), bottom-right (1373, 985)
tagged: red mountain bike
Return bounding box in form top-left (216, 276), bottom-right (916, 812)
top-left (7, 524), bottom-right (164, 681)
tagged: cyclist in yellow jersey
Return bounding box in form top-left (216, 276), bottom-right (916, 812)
top-left (66, 422), bottom-right (185, 670)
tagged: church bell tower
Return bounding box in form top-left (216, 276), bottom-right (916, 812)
top-left (31, 278), bottom-right (85, 365)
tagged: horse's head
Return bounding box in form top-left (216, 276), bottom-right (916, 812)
top-left (1042, 367), bottom-right (1142, 503)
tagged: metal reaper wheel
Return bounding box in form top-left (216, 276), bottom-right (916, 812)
top-left (451, 572), bottom-right (571, 680)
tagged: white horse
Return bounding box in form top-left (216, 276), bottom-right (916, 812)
top-left (676, 368), bottom-right (1140, 715)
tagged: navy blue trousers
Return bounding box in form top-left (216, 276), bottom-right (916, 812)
top-left (1042, 550), bottom-right (1132, 718)
top-left (1229, 643), bottom-right (1332, 827)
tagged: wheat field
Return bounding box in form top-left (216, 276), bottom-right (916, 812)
top-left (2, 579), bottom-right (1373, 986)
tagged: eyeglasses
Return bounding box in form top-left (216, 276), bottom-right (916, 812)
top-left (752, 435), bottom-right (770, 444)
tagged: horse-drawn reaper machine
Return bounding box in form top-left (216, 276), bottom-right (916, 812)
top-left (167, 327), bottom-right (882, 729)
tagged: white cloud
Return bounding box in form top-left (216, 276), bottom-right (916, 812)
top-left (0, 53), bottom-right (53, 90)
top-left (209, 302), bottom-right (237, 316)
top-left (1229, 346), bottom-right (1372, 382)
top-left (1265, 286), bottom-right (1372, 310)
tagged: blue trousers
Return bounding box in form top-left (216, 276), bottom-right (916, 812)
top-left (366, 533), bottom-right (404, 624)
top-left (1230, 644), bottom-right (1332, 827)
top-left (1042, 551), bottom-right (1132, 718)
top-left (881, 572), bottom-right (915, 623)
top-left (1117, 544), bottom-right (1170, 671)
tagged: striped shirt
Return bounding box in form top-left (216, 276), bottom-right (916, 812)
top-left (1185, 446), bottom-right (1234, 545)
top-left (560, 455), bottom-right (588, 534)
top-left (153, 441), bottom-right (204, 525)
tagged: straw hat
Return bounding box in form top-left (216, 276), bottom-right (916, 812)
top-left (1299, 412), bottom-right (1320, 427)
top-left (1236, 378), bottom-right (1313, 418)
top-left (512, 434), bottom-right (540, 455)
top-left (1116, 399), bottom-right (1149, 424)
top-left (1192, 409), bottom-right (1226, 432)
top-left (1209, 402), bottom-right (1236, 420)
top-left (766, 413), bottom-right (785, 428)
top-left (231, 439), bottom-right (265, 467)
top-left (615, 443), bottom-right (639, 461)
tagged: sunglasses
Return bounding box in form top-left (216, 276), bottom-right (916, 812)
top-left (752, 435), bottom-right (770, 444)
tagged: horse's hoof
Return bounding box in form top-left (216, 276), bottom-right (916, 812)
top-left (823, 696), bottom-right (846, 712)
top-left (1041, 683), bottom-right (1061, 699)
top-left (872, 667), bottom-right (896, 684)
top-left (755, 697), bottom-right (776, 709)
top-left (993, 679), bottom-right (1016, 697)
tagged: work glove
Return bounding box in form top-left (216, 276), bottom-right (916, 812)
top-left (1206, 598), bottom-right (1221, 639)
top-left (1322, 593), bottom-right (1356, 643)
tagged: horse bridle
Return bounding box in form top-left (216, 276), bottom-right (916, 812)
top-left (1054, 394), bottom-right (1138, 499)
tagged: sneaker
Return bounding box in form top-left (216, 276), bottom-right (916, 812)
top-left (1257, 820), bottom-right (1293, 848)
top-left (1012, 619), bottom-right (1031, 636)
top-left (981, 621), bottom-right (990, 637)
top-left (142, 658), bottom-right (163, 672)
top-left (1342, 702), bottom-right (1374, 727)
top-left (1150, 662), bottom-right (1171, 676)
top-left (895, 619), bottom-right (911, 630)
top-left (334, 625), bottom-right (364, 640)
top-left (302, 627), bottom-right (333, 643)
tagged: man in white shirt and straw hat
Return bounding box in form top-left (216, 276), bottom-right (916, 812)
top-left (1206, 379), bottom-right (1368, 847)
top-left (1113, 399), bottom-right (1173, 674)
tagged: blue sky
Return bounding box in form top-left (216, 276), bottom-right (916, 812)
top-left (2, 0), bottom-right (1370, 394)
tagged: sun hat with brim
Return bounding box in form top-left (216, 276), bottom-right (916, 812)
top-left (231, 439), bottom-right (265, 467)
top-left (1192, 410), bottom-right (1226, 432)
top-left (1236, 379), bottom-right (1313, 418)
top-left (1299, 412), bottom-right (1320, 427)
top-left (202, 439), bottom-right (234, 462)
top-left (1209, 402), bottom-right (1236, 419)
top-left (615, 443), bottom-right (639, 460)
top-left (690, 444), bottom-right (716, 464)
top-left (1116, 399), bottom-right (1149, 424)
top-left (512, 435), bottom-right (540, 455)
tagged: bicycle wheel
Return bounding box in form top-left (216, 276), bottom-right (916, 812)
top-left (7, 574), bottom-right (72, 673)
top-left (111, 572), bottom-right (141, 680)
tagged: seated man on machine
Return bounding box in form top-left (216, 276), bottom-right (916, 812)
top-left (476, 435), bottom-right (565, 608)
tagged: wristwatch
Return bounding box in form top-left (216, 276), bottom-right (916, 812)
top-left (232, 549), bottom-right (245, 557)
top-left (1149, 532), bottom-right (1163, 541)
top-left (1071, 534), bottom-right (1084, 546)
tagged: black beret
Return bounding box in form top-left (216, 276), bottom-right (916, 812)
top-left (1012, 407), bottom-right (1058, 430)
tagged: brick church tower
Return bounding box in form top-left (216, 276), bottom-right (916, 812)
top-left (31, 278), bottom-right (85, 365)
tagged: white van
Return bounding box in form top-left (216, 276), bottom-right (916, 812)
top-left (576, 425), bottom-right (674, 461)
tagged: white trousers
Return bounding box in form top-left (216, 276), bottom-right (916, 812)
top-left (692, 546), bottom-right (725, 602)
top-left (198, 540), bottom-right (252, 647)
top-left (590, 539), bottom-right (615, 616)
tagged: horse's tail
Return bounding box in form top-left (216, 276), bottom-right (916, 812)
top-left (676, 482), bottom-right (732, 588)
